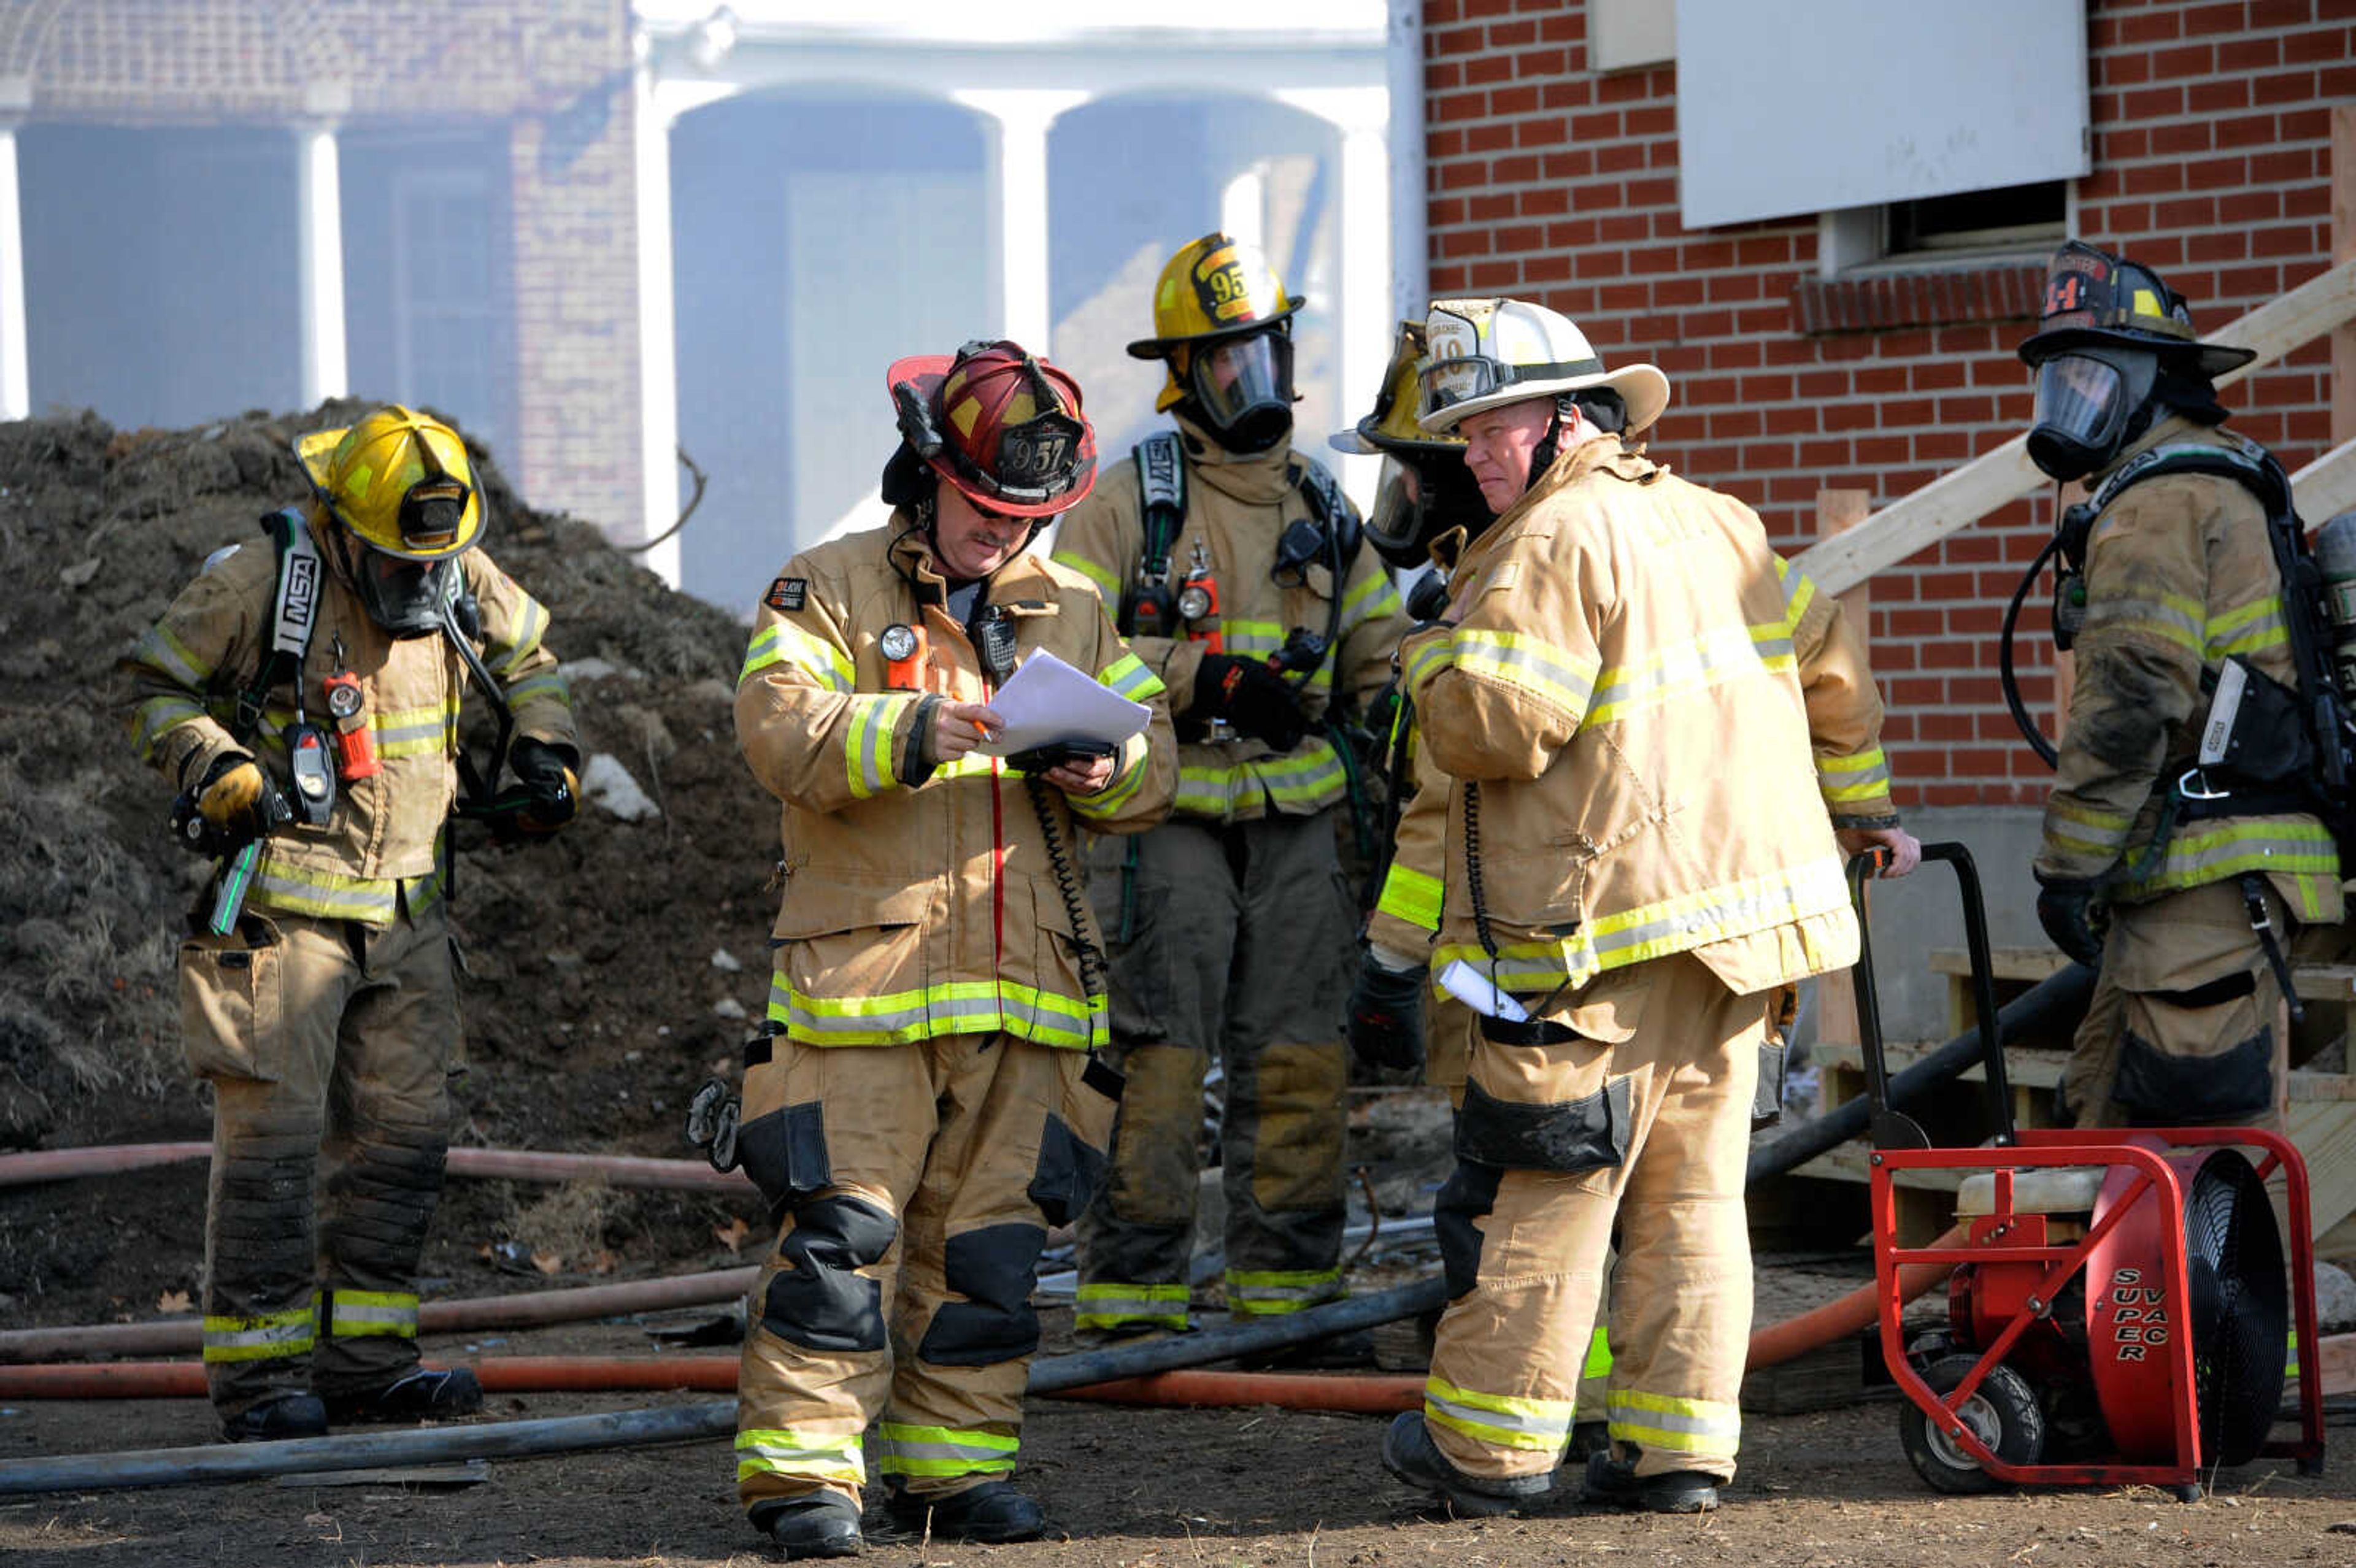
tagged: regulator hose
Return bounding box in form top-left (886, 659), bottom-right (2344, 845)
top-left (2000, 528), bottom-right (2066, 769)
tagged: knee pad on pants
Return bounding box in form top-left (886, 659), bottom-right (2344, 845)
top-left (917, 1223), bottom-right (1049, 1367)
top-left (761, 1194), bottom-right (897, 1353)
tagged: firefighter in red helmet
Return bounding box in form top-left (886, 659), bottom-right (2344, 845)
top-left (727, 340), bottom-right (1176, 1558)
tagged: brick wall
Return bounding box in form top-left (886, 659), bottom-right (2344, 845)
top-left (1, 0), bottom-right (641, 534)
top-left (1423, 0), bottom-right (2354, 808)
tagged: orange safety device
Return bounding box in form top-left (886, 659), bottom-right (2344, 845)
top-left (1176, 544), bottom-right (1222, 654)
top-left (887, 340), bottom-right (1097, 520)
top-left (321, 671), bottom-right (380, 781)
top-left (880, 621), bottom-right (929, 692)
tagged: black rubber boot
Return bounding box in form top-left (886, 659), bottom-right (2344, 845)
top-left (320, 1366), bottom-right (483, 1424)
top-left (1565, 1420), bottom-right (1613, 1461)
top-left (755, 1493), bottom-right (864, 1559)
top-left (884, 1479), bottom-right (1045, 1543)
top-left (1580, 1450), bottom-right (1721, 1513)
top-left (1380, 1412), bottom-right (1553, 1518)
top-left (219, 1392), bottom-right (329, 1443)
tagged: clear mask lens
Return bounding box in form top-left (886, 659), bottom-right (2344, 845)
top-left (1190, 331), bottom-right (1294, 436)
top-left (2032, 355), bottom-right (2126, 452)
top-left (356, 550), bottom-right (455, 636)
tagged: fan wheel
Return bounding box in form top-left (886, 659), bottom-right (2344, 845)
top-left (1900, 1356), bottom-right (2046, 1494)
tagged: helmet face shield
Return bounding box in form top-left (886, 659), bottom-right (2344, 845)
top-left (1188, 329), bottom-right (1295, 453)
top-left (1363, 450), bottom-right (1496, 570)
top-left (2027, 349), bottom-right (2156, 483)
top-left (1418, 353), bottom-right (1509, 423)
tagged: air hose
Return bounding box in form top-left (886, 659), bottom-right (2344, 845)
top-left (1999, 528), bottom-right (2067, 769)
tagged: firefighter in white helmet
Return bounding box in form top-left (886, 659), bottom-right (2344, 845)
top-left (1375, 299), bottom-right (1919, 1516)
top-left (122, 406), bottom-right (578, 1443)
top-left (729, 340), bottom-right (1175, 1558)
top-left (1052, 233), bottom-right (1409, 1355)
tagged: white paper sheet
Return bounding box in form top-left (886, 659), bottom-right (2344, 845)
top-left (1435, 958), bottom-right (1531, 1023)
top-left (974, 649), bottom-right (1152, 757)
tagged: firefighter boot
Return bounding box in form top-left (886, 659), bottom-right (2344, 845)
top-left (220, 1392), bottom-right (329, 1443)
top-left (884, 1480), bottom-right (1045, 1543)
top-left (755, 1492), bottom-right (864, 1559)
top-left (1380, 1412), bottom-right (1553, 1518)
top-left (1580, 1450), bottom-right (1720, 1513)
top-left (320, 1367), bottom-right (483, 1424)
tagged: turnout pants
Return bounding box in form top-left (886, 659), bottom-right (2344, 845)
top-left (1425, 952), bottom-right (1765, 1485)
top-left (1077, 810), bottom-right (1354, 1329)
top-left (177, 899), bottom-right (458, 1418)
top-left (733, 1031), bottom-right (1119, 1515)
top-left (2062, 878), bottom-right (2303, 1131)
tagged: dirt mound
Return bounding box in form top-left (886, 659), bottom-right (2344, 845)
top-left (0, 403), bottom-right (785, 1320)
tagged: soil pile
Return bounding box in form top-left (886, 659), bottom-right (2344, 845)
top-left (0, 402), bottom-right (788, 1321)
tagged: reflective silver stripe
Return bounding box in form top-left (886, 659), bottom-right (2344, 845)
top-left (252, 858), bottom-right (401, 921)
top-left (133, 695), bottom-right (209, 759)
top-left (328, 1302), bottom-right (418, 1337)
top-left (1424, 1381), bottom-right (1574, 1443)
top-left (131, 623), bottom-right (213, 688)
top-left (490, 593), bottom-right (552, 675)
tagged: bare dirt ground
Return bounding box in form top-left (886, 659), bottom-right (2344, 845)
top-left (4, 405), bottom-right (2354, 1567)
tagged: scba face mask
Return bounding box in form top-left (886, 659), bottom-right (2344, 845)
top-left (353, 547), bottom-right (464, 637)
top-left (2027, 348), bottom-right (2160, 483)
top-left (1189, 329), bottom-right (1295, 454)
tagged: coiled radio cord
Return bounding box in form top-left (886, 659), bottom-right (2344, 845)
top-left (1028, 775), bottom-right (1106, 1001)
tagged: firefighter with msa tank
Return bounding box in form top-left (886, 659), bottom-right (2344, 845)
top-left (728, 340), bottom-right (1175, 1558)
top-left (1376, 299), bottom-right (1919, 1518)
top-left (1052, 233), bottom-right (1409, 1354)
top-left (2017, 242), bottom-right (2344, 1131)
top-left (121, 406), bottom-right (579, 1443)
top-left (1337, 321), bottom-right (1615, 1461)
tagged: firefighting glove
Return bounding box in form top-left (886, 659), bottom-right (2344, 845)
top-left (190, 753), bottom-right (289, 846)
top-left (2034, 874), bottom-right (2108, 968)
top-left (1188, 653), bottom-right (1307, 752)
top-left (509, 738), bottom-right (579, 836)
top-left (1347, 948), bottom-right (1428, 1073)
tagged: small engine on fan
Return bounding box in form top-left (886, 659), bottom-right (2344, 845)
top-left (1896, 1142), bottom-right (2299, 1496)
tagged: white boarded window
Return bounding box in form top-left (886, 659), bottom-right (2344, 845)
top-left (1675, 0), bottom-right (2090, 231)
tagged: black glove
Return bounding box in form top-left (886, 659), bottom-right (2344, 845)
top-left (2035, 875), bottom-right (2108, 967)
top-left (509, 738), bottom-right (579, 835)
top-left (1188, 654), bottom-right (1307, 751)
top-left (1347, 953), bottom-right (1428, 1073)
top-left (171, 753), bottom-right (291, 856)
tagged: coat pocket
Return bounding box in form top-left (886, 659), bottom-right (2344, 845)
top-left (177, 915), bottom-right (285, 1082)
top-left (769, 878), bottom-right (935, 1044)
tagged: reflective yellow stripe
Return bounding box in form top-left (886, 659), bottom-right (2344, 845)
top-left (1340, 567), bottom-right (1403, 633)
top-left (1584, 622), bottom-right (1788, 727)
top-left (323, 1288), bottom-right (418, 1341)
top-left (131, 694), bottom-right (209, 760)
top-left (1049, 548), bottom-right (1121, 600)
top-left (1377, 863), bottom-right (1444, 932)
top-left (2085, 591), bottom-right (2206, 655)
top-left (2206, 595), bottom-right (2289, 658)
top-left (876, 1422), bottom-right (1018, 1478)
top-left (740, 620), bottom-right (853, 691)
top-left (2115, 817), bottom-right (2338, 900)
top-left (1434, 856), bottom-right (1850, 993)
top-left (769, 974), bottom-right (1107, 1050)
top-left (1220, 618), bottom-right (1285, 658)
top-left (1452, 628), bottom-right (1598, 718)
top-left (1224, 1267), bottom-right (1342, 1315)
top-left (1401, 632), bottom-right (1452, 701)
top-left (504, 672), bottom-right (572, 712)
top-left (488, 592), bottom-right (552, 676)
top-left (1774, 555), bottom-right (1816, 626)
top-left (130, 622), bottom-right (214, 687)
top-left (372, 699), bottom-right (460, 760)
top-left (1176, 737), bottom-right (1349, 819)
top-left (252, 851), bottom-right (401, 921)
top-left (1607, 1389), bottom-right (1740, 1455)
top-left (1817, 747), bottom-right (1892, 805)
top-left (736, 1427), bottom-right (865, 1486)
top-left (845, 694), bottom-right (913, 800)
top-left (1583, 1327), bottom-right (1613, 1382)
top-left (202, 1304), bottom-right (317, 1365)
top-left (1098, 651), bottom-right (1166, 703)
top-left (1076, 1281), bottom-right (1190, 1329)
top-left (1423, 1375), bottom-right (1576, 1452)
top-left (1070, 737), bottom-right (1150, 820)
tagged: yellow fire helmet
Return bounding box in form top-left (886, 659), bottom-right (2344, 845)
top-left (1329, 319), bottom-right (1463, 461)
top-left (1126, 231), bottom-right (1303, 413)
top-left (294, 405), bottom-right (484, 561)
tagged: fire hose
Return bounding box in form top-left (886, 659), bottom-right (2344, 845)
top-left (0, 1142), bottom-right (752, 1194)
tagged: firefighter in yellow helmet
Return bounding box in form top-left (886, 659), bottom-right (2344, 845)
top-left (121, 405), bottom-right (578, 1443)
top-left (728, 341), bottom-right (1175, 1558)
top-left (1052, 234), bottom-right (1410, 1353)
top-left (1374, 300), bottom-right (1919, 1517)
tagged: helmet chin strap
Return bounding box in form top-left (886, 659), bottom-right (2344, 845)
top-left (1520, 396), bottom-right (1577, 494)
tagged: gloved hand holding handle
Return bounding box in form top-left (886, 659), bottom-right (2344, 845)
top-left (1188, 653), bottom-right (1306, 751)
top-left (508, 737), bottom-right (580, 835)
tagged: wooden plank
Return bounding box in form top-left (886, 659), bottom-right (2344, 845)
top-left (1815, 491), bottom-right (1873, 1054)
top-left (2284, 1098), bottom-right (2356, 1239)
top-left (2333, 104), bottom-right (2354, 453)
top-left (2292, 437), bottom-right (2356, 525)
top-left (1926, 948), bottom-right (2356, 1003)
top-left (1793, 258), bottom-right (2356, 596)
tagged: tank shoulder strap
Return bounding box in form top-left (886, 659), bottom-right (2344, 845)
top-left (232, 507), bottom-right (325, 744)
top-left (2090, 433), bottom-right (2292, 520)
top-left (1134, 431), bottom-right (1187, 582)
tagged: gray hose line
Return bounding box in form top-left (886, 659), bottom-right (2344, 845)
top-left (0, 1278), bottom-right (1448, 1494)
top-left (1746, 963), bottom-right (2095, 1187)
